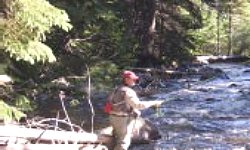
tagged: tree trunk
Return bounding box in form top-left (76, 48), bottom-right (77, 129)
top-left (216, 0), bottom-right (221, 55)
top-left (227, 0), bottom-right (233, 56)
top-left (0, 144), bottom-right (107, 150)
top-left (0, 125), bottom-right (101, 144)
top-left (135, 0), bottom-right (159, 67)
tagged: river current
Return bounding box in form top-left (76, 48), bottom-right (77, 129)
top-left (130, 63), bottom-right (250, 150)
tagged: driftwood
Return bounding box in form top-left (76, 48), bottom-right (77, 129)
top-left (0, 125), bottom-right (104, 144)
top-left (0, 144), bottom-right (107, 150)
top-left (132, 68), bottom-right (184, 76)
top-left (196, 55), bottom-right (249, 64)
top-left (133, 55), bottom-right (249, 77)
top-left (0, 116), bottom-right (162, 149)
top-left (0, 75), bottom-right (12, 85)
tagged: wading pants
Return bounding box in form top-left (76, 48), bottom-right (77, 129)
top-left (109, 115), bottom-right (136, 150)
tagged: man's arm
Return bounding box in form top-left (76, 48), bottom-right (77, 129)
top-left (125, 88), bottom-right (163, 110)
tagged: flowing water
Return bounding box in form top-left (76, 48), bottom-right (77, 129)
top-left (64, 62), bottom-right (250, 149)
top-left (130, 63), bottom-right (250, 150)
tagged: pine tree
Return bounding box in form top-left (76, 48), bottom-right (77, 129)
top-left (2, 0), bottom-right (72, 64)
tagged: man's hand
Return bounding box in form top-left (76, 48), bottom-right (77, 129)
top-left (132, 109), bottom-right (141, 117)
top-left (145, 100), bottom-right (164, 109)
top-left (154, 100), bottom-right (164, 107)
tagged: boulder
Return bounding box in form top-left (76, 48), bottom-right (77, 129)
top-left (98, 117), bottom-right (161, 149)
top-left (198, 67), bottom-right (229, 81)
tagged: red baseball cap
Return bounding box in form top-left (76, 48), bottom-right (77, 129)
top-left (122, 70), bottom-right (139, 80)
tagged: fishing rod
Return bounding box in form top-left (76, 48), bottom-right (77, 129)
top-left (149, 97), bottom-right (179, 117)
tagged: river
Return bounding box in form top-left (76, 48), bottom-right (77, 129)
top-left (130, 63), bottom-right (250, 150)
top-left (66, 62), bottom-right (250, 149)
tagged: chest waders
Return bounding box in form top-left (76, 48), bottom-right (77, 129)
top-left (109, 86), bottom-right (138, 150)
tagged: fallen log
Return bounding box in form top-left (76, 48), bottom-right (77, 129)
top-left (196, 55), bottom-right (250, 64)
top-left (0, 144), bottom-right (107, 150)
top-left (0, 75), bottom-right (12, 85)
top-left (0, 125), bottom-right (99, 144)
top-left (132, 68), bottom-right (184, 77)
top-left (0, 117), bottom-right (161, 149)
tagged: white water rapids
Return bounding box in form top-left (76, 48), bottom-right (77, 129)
top-left (132, 63), bottom-right (250, 150)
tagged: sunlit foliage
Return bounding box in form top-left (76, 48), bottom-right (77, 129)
top-left (2, 0), bottom-right (72, 64)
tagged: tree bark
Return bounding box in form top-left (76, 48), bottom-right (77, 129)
top-left (0, 125), bottom-right (101, 144)
top-left (216, 0), bottom-right (221, 55)
top-left (135, 0), bottom-right (159, 67)
top-left (0, 144), bottom-right (107, 150)
top-left (227, 0), bottom-right (233, 56)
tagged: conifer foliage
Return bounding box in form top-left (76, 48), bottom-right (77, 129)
top-left (3, 0), bottom-right (72, 64)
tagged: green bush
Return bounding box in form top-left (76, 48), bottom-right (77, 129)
top-left (0, 99), bottom-right (26, 123)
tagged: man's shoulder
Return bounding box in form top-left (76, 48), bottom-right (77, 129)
top-left (119, 86), bottom-right (136, 94)
top-left (119, 85), bottom-right (132, 90)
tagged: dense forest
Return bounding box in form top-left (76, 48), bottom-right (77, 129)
top-left (1, 0), bottom-right (250, 74)
top-left (0, 0), bottom-right (250, 121)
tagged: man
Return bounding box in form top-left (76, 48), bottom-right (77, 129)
top-left (108, 70), bottom-right (163, 150)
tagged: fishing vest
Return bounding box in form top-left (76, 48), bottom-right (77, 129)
top-left (109, 86), bottom-right (133, 115)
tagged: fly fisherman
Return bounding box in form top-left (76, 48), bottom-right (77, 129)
top-left (105, 70), bottom-right (163, 150)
